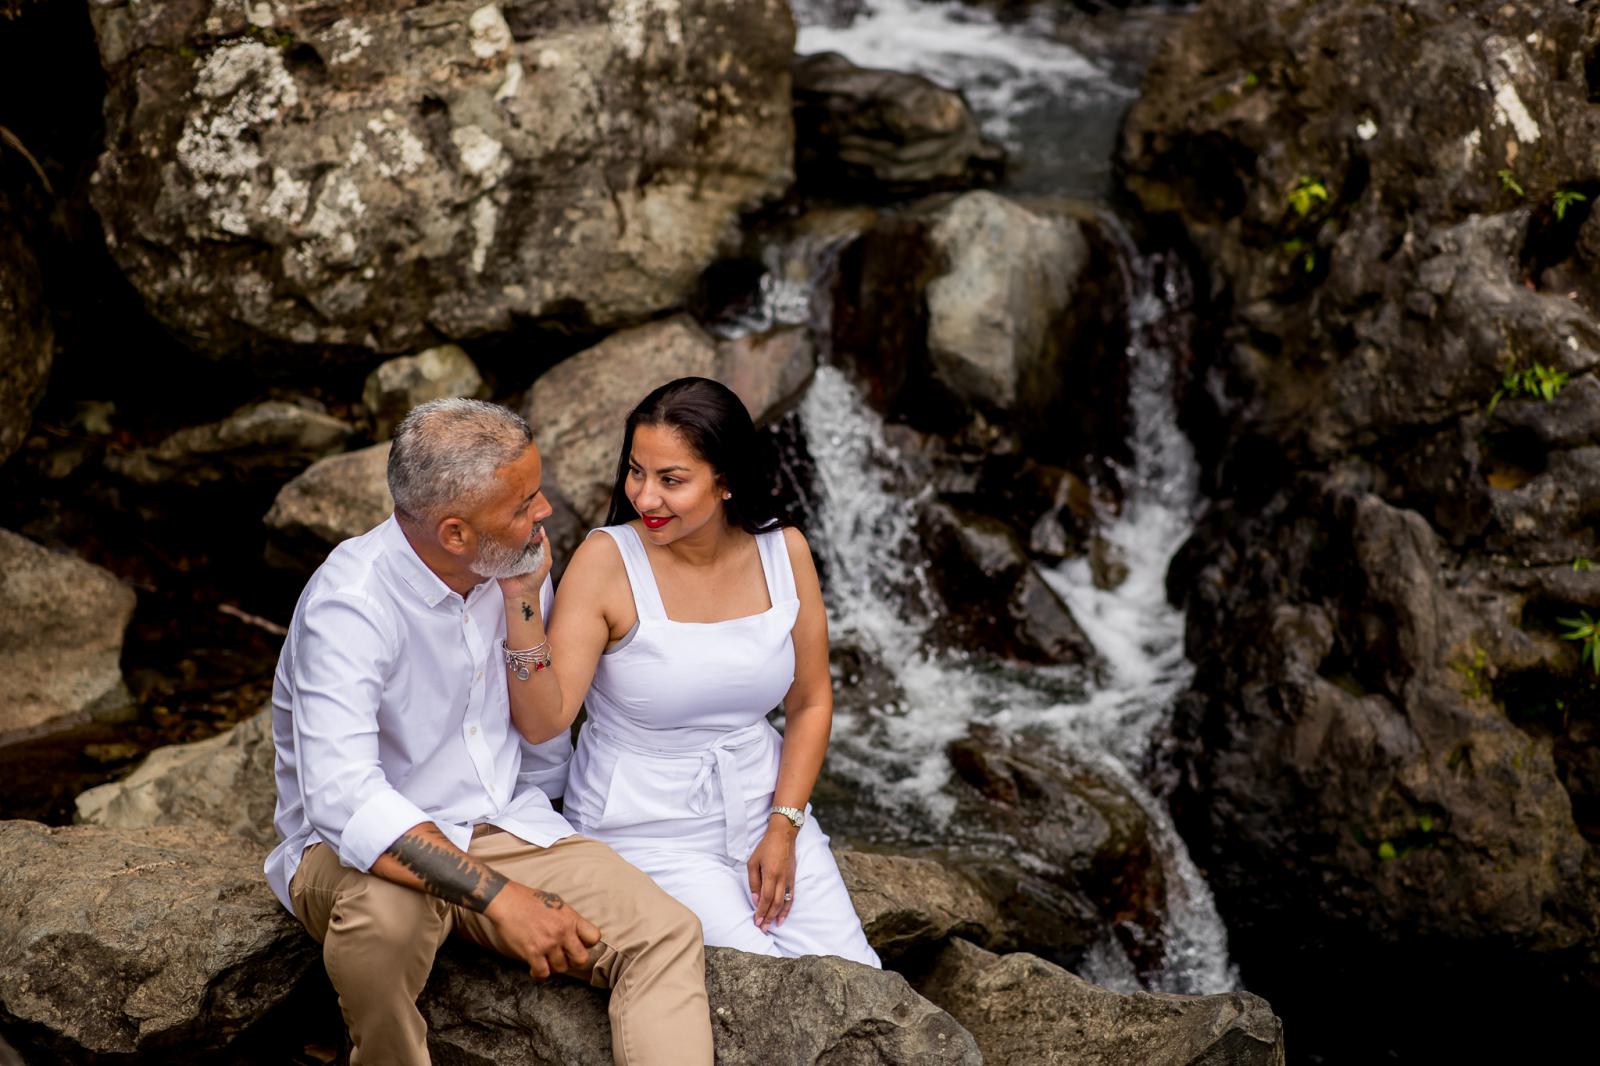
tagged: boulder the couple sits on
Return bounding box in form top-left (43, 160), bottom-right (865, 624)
top-left (267, 380), bottom-right (877, 1064)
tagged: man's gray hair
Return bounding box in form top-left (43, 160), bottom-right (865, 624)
top-left (388, 398), bottom-right (533, 523)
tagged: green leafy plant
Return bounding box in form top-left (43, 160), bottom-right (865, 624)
top-left (1488, 362), bottom-right (1569, 415)
top-left (1243, 71), bottom-right (1261, 89)
top-left (1498, 169), bottom-right (1524, 197)
top-left (1288, 176), bottom-right (1330, 217)
top-left (1554, 188), bottom-right (1588, 221)
top-left (1559, 610), bottom-right (1600, 675)
top-left (1575, 557), bottom-right (1595, 573)
top-left (1377, 841), bottom-right (1397, 861)
top-left (1282, 237), bottom-right (1316, 273)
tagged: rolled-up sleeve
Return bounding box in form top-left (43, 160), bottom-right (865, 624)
top-left (290, 591), bottom-right (429, 872)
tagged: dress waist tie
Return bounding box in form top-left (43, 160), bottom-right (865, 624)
top-left (588, 718), bottom-right (772, 863)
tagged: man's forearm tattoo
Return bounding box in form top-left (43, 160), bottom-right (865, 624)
top-left (521, 601), bottom-right (534, 622)
top-left (387, 833), bottom-right (508, 913)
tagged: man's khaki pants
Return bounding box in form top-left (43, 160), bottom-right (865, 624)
top-left (289, 828), bottom-right (713, 1066)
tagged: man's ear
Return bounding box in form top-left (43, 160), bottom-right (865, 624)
top-left (437, 516), bottom-right (471, 557)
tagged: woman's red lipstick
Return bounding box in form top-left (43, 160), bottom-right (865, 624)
top-left (641, 515), bottom-right (672, 530)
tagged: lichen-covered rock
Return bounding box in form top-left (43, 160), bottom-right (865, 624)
top-left (87, 0), bottom-right (796, 358)
top-left (263, 440), bottom-right (392, 569)
top-left (919, 938), bottom-right (1284, 1066)
top-left (0, 530), bottom-right (135, 745)
top-left (422, 945), bottom-right (982, 1065)
top-left (75, 708), bottom-right (277, 848)
top-left (0, 188), bottom-right (52, 468)
top-left (364, 344), bottom-right (488, 439)
top-left (0, 821), bottom-right (317, 1059)
top-left (945, 725), bottom-right (1167, 975)
top-left (104, 399), bottom-right (355, 486)
top-left (792, 52), bottom-right (1004, 200)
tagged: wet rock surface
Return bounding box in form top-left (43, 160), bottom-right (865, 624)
top-left (1120, 0), bottom-right (1600, 1055)
top-left (87, 0), bottom-right (796, 358)
top-left (0, 530), bottom-right (136, 746)
top-left (918, 938), bottom-right (1284, 1066)
top-left (791, 51), bottom-right (1004, 200)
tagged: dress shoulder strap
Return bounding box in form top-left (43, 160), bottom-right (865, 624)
top-left (588, 525), bottom-right (667, 621)
top-left (755, 527), bottom-right (798, 605)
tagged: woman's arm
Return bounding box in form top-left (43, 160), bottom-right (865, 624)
top-left (748, 526), bottom-right (833, 931)
top-left (499, 532), bottom-right (628, 744)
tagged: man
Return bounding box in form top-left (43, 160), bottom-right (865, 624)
top-left (264, 398), bottom-right (713, 1066)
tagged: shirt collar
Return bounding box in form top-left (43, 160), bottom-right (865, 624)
top-left (381, 515), bottom-right (465, 609)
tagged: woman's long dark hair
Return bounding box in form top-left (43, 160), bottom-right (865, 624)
top-left (604, 377), bottom-right (782, 534)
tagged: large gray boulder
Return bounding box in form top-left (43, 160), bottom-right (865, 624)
top-left (0, 530), bottom-right (136, 746)
top-left (423, 946), bottom-right (981, 1065)
top-left (0, 821), bottom-right (317, 1059)
top-left (87, 0), bottom-right (796, 358)
top-left (262, 440), bottom-right (392, 569)
top-left (364, 344), bottom-right (488, 439)
top-left (920, 938), bottom-right (1284, 1066)
top-left (0, 188), bottom-right (52, 467)
top-left (834, 850), bottom-right (1007, 963)
top-left (75, 708), bottom-right (277, 847)
top-left (104, 399), bottom-right (355, 486)
top-left (524, 315), bottom-right (816, 524)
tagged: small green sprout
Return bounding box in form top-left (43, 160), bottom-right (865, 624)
top-left (1282, 237), bottom-right (1317, 273)
top-left (1558, 611), bottom-right (1600, 675)
top-left (1498, 170), bottom-right (1524, 197)
top-left (1243, 71), bottom-right (1261, 89)
top-left (1288, 176), bottom-right (1330, 218)
top-left (1417, 814), bottom-right (1434, 833)
top-left (1377, 841), bottom-right (1397, 861)
top-left (1575, 557), bottom-right (1595, 573)
top-left (1489, 362), bottom-right (1569, 414)
top-left (1554, 188), bottom-right (1588, 221)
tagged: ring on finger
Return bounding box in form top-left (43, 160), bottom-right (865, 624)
top-left (783, 892), bottom-right (793, 901)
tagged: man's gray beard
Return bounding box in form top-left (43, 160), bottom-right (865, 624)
top-left (468, 529), bottom-right (546, 580)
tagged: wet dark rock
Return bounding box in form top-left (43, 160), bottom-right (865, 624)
top-left (945, 726), bottom-right (1166, 975)
top-left (0, 821), bottom-right (317, 1059)
top-left (918, 938), bottom-right (1284, 1066)
top-left (87, 0), bottom-right (796, 358)
top-left (0, 188), bottom-right (53, 468)
top-left (424, 945), bottom-right (981, 1066)
top-left (104, 399), bottom-right (355, 487)
top-left (363, 344), bottom-right (488, 440)
top-left (715, 326), bottom-right (818, 427)
top-left (792, 52), bottom-right (1004, 201)
top-left (919, 499), bottom-right (1099, 667)
top-left (0, 529), bottom-right (136, 746)
top-left (1121, 0), bottom-right (1600, 1054)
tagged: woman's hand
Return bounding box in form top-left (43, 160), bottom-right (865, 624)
top-left (747, 817), bottom-right (798, 932)
top-left (496, 527), bottom-right (553, 612)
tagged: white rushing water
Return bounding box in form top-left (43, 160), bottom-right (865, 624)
top-left (774, 0), bottom-right (1237, 996)
top-left (793, 0), bottom-right (1135, 150)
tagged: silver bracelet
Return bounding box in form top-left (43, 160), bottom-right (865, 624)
top-left (501, 639), bottom-right (551, 681)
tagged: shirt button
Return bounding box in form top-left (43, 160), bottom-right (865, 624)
top-left (475, 670), bottom-right (483, 680)
top-left (469, 725), bottom-right (478, 736)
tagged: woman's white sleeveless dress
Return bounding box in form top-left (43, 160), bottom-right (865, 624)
top-left (563, 524), bottom-right (880, 965)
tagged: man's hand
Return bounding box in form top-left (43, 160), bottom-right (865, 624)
top-left (485, 881), bottom-right (602, 980)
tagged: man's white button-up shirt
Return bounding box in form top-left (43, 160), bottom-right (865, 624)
top-left (264, 515), bottom-right (574, 911)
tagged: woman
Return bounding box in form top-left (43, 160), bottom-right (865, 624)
top-left (498, 377), bottom-right (878, 964)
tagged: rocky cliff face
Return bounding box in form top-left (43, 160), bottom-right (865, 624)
top-left (87, 0), bottom-right (796, 358)
top-left (1120, 0), bottom-right (1600, 1055)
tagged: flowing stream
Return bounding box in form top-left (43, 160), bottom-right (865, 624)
top-left (760, 0), bottom-right (1237, 995)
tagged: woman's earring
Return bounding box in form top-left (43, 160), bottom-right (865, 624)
top-left (722, 491), bottom-right (732, 500)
